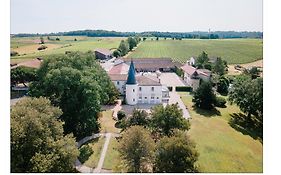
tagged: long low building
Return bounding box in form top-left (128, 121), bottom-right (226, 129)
top-left (122, 58), bottom-right (182, 72)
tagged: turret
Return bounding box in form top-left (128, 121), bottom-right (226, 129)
top-left (126, 60), bottom-right (138, 105)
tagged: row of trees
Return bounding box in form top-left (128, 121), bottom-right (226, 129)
top-left (116, 104), bottom-right (199, 172)
top-left (29, 52), bottom-right (119, 139)
top-left (113, 37), bottom-right (141, 57)
top-left (13, 30), bottom-right (263, 39)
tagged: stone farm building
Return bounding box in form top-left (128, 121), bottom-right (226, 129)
top-left (94, 48), bottom-right (113, 60)
top-left (181, 63), bottom-right (211, 90)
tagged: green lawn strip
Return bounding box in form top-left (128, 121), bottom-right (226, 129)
top-left (99, 110), bottom-right (121, 133)
top-left (81, 136), bottom-right (106, 168)
top-left (128, 39), bottom-right (262, 64)
top-left (102, 137), bottom-right (120, 170)
top-left (178, 92), bottom-right (263, 173)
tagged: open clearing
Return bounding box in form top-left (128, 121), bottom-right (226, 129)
top-left (128, 39), bottom-right (263, 64)
top-left (228, 60), bottom-right (263, 75)
top-left (179, 92), bottom-right (262, 173)
top-left (10, 36), bottom-right (124, 61)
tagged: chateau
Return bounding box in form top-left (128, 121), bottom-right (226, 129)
top-left (109, 60), bottom-right (170, 105)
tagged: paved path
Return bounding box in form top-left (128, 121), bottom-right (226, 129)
top-left (94, 133), bottom-right (112, 173)
top-left (112, 100), bottom-right (122, 120)
top-left (168, 87), bottom-right (191, 119)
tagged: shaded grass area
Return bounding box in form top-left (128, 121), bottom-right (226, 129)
top-left (99, 110), bottom-right (121, 133)
top-left (80, 136), bottom-right (106, 168)
top-left (128, 39), bottom-right (263, 64)
top-left (179, 92), bottom-right (263, 173)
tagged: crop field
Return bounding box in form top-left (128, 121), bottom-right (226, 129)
top-left (179, 92), bottom-right (263, 173)
top-left (128, 39), bottom-right (263, 64)
top-left (10, 36), bottom-right (124, 62)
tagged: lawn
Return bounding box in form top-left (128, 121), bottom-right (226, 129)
top-left (99, 110), bottom-right (121, 134)
top-left (80, 136), bottom-right (106, 168)
top-left (102, 137), bottom-right (121, 170)
top-left (128, 39), bottom-right (263, 64)
top-left (178, 92), bottom-right (263, 173)
top-left (10, 36), bottom-right (124, 61)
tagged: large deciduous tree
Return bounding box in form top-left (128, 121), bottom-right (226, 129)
top-left (11, 97), bottom-right (79, 173)
top-left (117, 126), bottom-right (155, 173)
top-left (228, 75), bottom-right (263, 120)
top-left (213, 57), bottom-right (227, 75)
top-left (29, 52), bottom-right (118, 139)
top-left (11, 66), bottom-right (38, 86)
top-left (127, 37), bottom-right (137, 50)
top-left (193, 81), bottom-right (216, 110)
top-left (195, 51), bottom-right (209, 69)
top-left (150, 104), bottom-right (190, 136)
top-left (154, 131), bottom-right (199, 173)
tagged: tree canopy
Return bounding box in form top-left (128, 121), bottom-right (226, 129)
top-left (117, 126), bottom-right (155, 173)
top-left (29, 52), bottom-right (118, 139)
top-left (150, 104), bottom-right (190, 136)
top-left (11, 66), bottom-right (38, 86)
top-left (154, 130), bottom-right (199, 173)
top-left (193, 81), bottom-right (216, 110)
top-left (118, 40), bottom-right (130, 56)
top-left (11, 97), bottom-right (79, 173)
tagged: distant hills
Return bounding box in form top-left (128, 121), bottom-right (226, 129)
top-left (12, 30), bottom-right (263, 39)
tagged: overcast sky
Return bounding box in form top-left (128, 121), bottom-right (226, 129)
top-left (11, 0), bottom-right (263, 34)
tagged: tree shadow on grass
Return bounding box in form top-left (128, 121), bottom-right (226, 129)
top-left (193, 106), bottom-right (221, 117)
top-left (229, 113), bottom-right (263, 143)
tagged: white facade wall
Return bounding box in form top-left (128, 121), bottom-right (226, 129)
top-left (126, 84), bottom-right (138, 105)
top-left (137, 86), bottom-right (162, 104)
top-left (112, 80), bottom-right (126, 95)
top-left (183, 72), bottom-right (200, 90)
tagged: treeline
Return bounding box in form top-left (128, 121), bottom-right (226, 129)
top-left (13, 30), bottom-right (263, 39)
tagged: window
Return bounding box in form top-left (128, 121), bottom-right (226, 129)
top-left (151, 96), bottom-right (155, 99)
top-left (139, 87), bottom-right (142, 91)
top-left (133, 89), bottom-right (135, 92)
top-left (151, 87), bottom-right (154, 91)
top-left (117, 81), bottom-right (119, 85)
top-left (145, 97), bottom-right (147, 99)
top-left (133, 99), bottom-right (135, 102)
top-left (139, 96), bottom-right (142, 100)
top-left (157, 97), bottom-right (159, 99)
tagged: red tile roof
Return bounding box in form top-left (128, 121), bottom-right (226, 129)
top-left (109, 74), bottom-right (128, 81)
top-left (94, 48), bottom-right (112, 56)
top-left (181, 64), bottom-right (209, 77)
top-left (108, 62), bottom-right (129, 74)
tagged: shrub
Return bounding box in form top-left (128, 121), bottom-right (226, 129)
top-left (78, 144), bottom-right (94, 163)
top-left (11, 51), bottom-right (19, 56)
top-left (215, 96), bottom-right (227, 107)
top-left (37, 45), bottom-right (48, 50)
top-left (113, 50), bottom-right (121, 58)
top-left (175, 86), bottom-right (192, 92)
top-left (117, 110), bottom-right (126, 120)
top-left (167, 86), bottom-right (173, 91)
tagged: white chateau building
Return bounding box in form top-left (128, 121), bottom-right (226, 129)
top-left (109, 60), bottom-right (169, 105)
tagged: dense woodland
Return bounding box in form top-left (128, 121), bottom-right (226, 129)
top-left (12, 30), bottom-right (263, 39)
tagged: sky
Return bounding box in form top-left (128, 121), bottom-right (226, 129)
top-left (11, 0), bottom-right (263, 34)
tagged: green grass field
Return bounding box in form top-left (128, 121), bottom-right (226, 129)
top-left (10, 36), bottom-right (124, 62)
top-left (81, 136), bottom-right (106, 168)
top-left (128, 39), bottom-right (263, 64)
top-left (178, 92), bottom-right (262, 173)
top-left (103, 137), bottom-right (120, 170)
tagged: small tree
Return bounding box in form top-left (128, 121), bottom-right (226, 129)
top-left (142, 37), bottom-right (147, 41)
top-left (113, 50), bottom-right (121, 58)
top-left (128, 109), bottom-right (149, 127)
top-left (117, 110), bottom-right (126, 120)
top-left (118, 126), bottom-right (155, 172)
top-left (127, 37), bottom-right (137, 50)
top-left (11, 51), bottom-right (19, 56)
top-left (154, 131), bottom-right (199, 173)
top-left (213, 57), bottom-right (227, 75)
top-left (150, 104), bottom-right (190, 136)
top-left (40, 36), bottom-right (44, 44)
top-left (193, 81), bottom-right (216, 110)
top-left (195, 51), bottom-right (209, 69)
top-left (217, 76), bottom-right (230, 95)
top-left (118, 40), bottom-right (129, 56)
top-left (156, 37), bottom-right (159, 41)
top-left (74, 38), bottom-right (77, 41)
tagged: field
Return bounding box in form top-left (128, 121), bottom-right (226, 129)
top-left (128, 39), bottom-right (263, 64)
top-left (179, 92), bottom-right (263, 172)
top-left (10, 36), bottom-right (124, 63)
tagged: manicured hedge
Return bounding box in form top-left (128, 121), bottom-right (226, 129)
top-left (175, 86), bottom-right (192, 92)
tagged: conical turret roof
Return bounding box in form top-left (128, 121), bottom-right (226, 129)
top-left (126, 60), bottom-right (137, 84)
